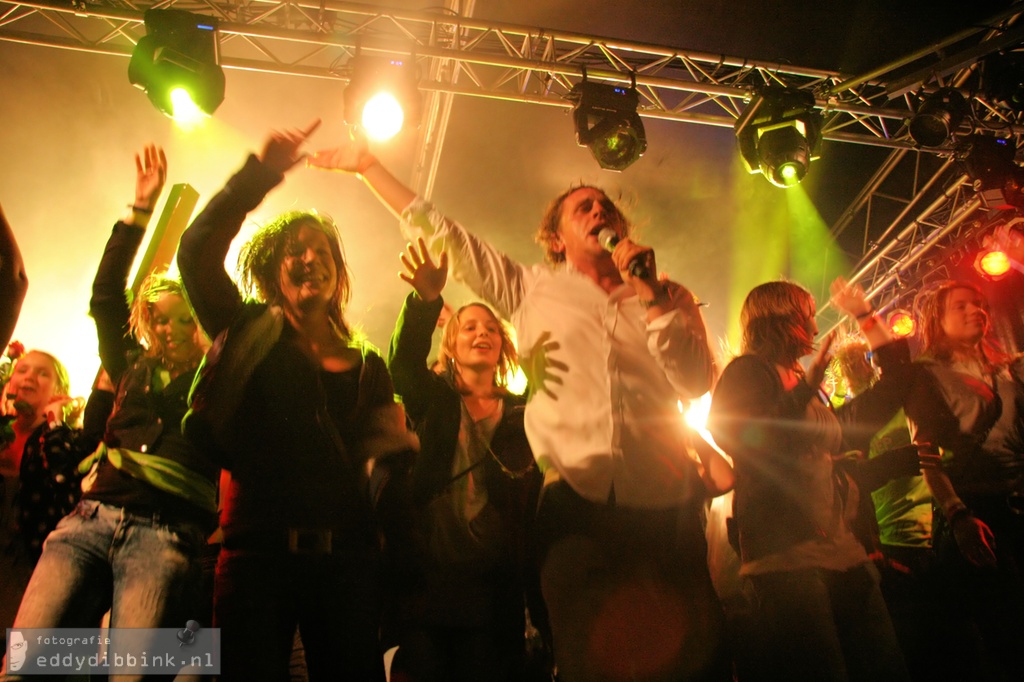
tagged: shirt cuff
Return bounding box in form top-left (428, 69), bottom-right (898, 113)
top-left (645, 307), bottom-right (683, 332)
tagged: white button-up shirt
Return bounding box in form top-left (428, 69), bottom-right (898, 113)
top-left (402, 199), bottom-right (713, 508)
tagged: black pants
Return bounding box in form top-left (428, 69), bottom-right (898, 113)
top-left (535, 481), bottom-right (730, 682)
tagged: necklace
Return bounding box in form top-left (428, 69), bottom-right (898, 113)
top-left (456, 399), bottom-right (535, 481)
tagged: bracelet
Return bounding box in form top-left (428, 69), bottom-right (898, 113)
top-left (858, 315), bottom-right (878, 332)
top-left (916, 442), bottom-right (942, 470)
top-left (355, 154), bottom-right (378, 175)
top-left (946, 503), bottom-right (973, 527)
top-left (130, 205), bottom-right (154, 214)
top-left (855, 308), bottom-right (875, 320)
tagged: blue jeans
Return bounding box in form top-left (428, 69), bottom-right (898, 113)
top-left (13, 499), bottom-right (206, 631)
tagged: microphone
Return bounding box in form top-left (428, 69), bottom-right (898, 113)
top-left (597, 228), bottom-right (650, 280)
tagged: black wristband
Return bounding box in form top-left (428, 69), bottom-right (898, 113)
top-left (947, 505), bottom-right (973, 527)
top-left (131, 205), bottom-right (154, 214)
top-left (855, 308), bottom-right (875, 320)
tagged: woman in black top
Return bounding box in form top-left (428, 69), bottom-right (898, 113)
top-left (386, 238), bottom-right (544, 682)
top-left (178, 121), bottom-right (415, 681)
top-left (707, 278), bottom-right (910, 682)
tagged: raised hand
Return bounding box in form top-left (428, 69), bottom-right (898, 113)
top-left (829, 276), bottom-right (872, 319)
top-left (259, 119), bottom-right (322, 175)
top-left (611, 237), bottom-right (657, 287)
top-left (399, 237), bottom-right (448, 303)
top-left (522, 331), bottom-right (569, 402)
top-left (805, 330), bottom-right (836, 389)
top-left (307, 125), bottom-right (373, 174)
top-left (134, 144), bottom-right (167, 212)
top-left (43, 395), bottom-right (74, 428)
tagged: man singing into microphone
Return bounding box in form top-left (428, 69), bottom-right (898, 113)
top-left (310, 142), bottom-right (729, 682)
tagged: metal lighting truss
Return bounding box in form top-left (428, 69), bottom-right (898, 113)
top-left (2, 0), bottom-right (1024, 316)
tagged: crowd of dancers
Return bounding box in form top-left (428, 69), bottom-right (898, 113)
top-left (1, 121), bottom-right (1023, 682)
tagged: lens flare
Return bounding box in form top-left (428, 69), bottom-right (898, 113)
top-left (362, 92), bottom-right (405, 141)
top-left (170, 88), bottom-right (206, 124)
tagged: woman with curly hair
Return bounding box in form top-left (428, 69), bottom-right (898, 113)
top-left (10, 145), bottom-right (216, 650)
top-left (177, 121), bottom-right (416, 680)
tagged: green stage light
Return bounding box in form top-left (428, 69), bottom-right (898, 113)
top-left (128, 9), bottom-right (225, 118)
top-left (736, 87), bottom-right (822, 188)
top-left (568, 76), bottom-right (647, 172)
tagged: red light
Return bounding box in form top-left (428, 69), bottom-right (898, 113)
top-left (887, 310), bottom-right (916, 338)
top-left (975, 249), bottom-right (1012, 279)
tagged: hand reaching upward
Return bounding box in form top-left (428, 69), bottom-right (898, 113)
top-left (259, 119), bottom-right (322, 175)
top-left (133, 144), bottom-right (167, 212)
top-left (400, 237), bottom-right (448, 303)
top-left (307, 126), bottom-right (374, 174)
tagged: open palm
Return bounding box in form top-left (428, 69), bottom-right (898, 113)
top-left (400, 237), bottom-right (448, 302)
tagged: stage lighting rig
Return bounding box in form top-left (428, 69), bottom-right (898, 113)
top-left (959, 134), bottom-right (1024, 209)
top-left (909, 88), bottom-right (968, 148)
top-left (343, 55), bottom-right (421, 141)
top-left (568, 73), bottom-right (647, 172)
top-left (128, 9), bottom-right (224, 119)
top-left (886, 309), bottom-right (917, 338)
top-left (735, 86), bottom-right (822, 188)
top-left (984, 51), bottom-right (1024, 112)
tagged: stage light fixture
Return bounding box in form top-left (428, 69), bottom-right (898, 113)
top-left (568, 75), bottom-right (647, 172)
top-left (909, 88), bottom-right (968, 148)
top-left (975, 248), bottom-right (1012, 280)
top-left (735, 87), bottom-right (822, 188)
top-left (887, 309), bottom-right (916, 338)
top-left (984, 52), bottom-right (1024, 112)
top-left (959, 134), bottom-right (1024, 210)
top-left (343, 55), bottom-right (421, 141)
top-left (128, 9), bottom-right (225, 119)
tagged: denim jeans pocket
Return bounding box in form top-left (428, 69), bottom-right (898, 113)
top-left (73, 498), bottom-right (101, 519)
top-left (155, 522), bottom-right (205, 558)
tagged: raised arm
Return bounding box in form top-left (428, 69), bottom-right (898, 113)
top-left (308, 129), bottom-right (413, 219)
top-left (179, 121), bottom-right (320, 337)
top-left (90, 145), bottom-right (166, 383)
top-left (387, 238), bottom-right (449, 420)
top-left (830, 276), bottom-right (893, 350)
top-left (309, 130), bottom-right (528, 320)
top-left (0, 203), bottom-right (28, 350)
